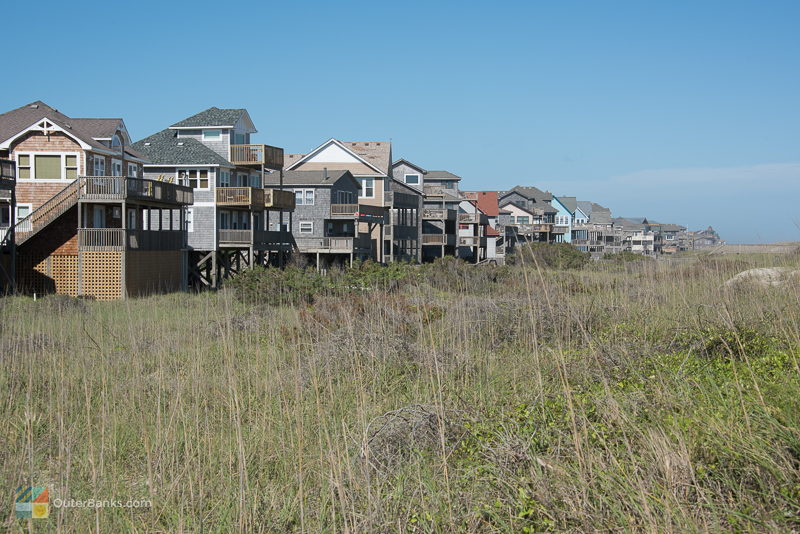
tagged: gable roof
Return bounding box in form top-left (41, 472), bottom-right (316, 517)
top-left (262, 169), bottom-right (358, 188)
top-left (392, 158), bottom-right (427, 174)
top-left (169, 107), bottom-right (254, 131)
top-left (341, 141), bottom-right (391, 174)
top-left (70, 118), bottom-right (124, 140)
top-left (286, 139), bottom-right (390, 176)
top-left (470, 191), bottom-right (499, 217)
top-left (132, 128), bottom-right (233, 167)
top-left (424, 170), bottom-right (461, 181)
top-left (555, 195), bottom-right (577, 213)
top-left (499, 185), bottom-right (553, 202)
top-left (0, 101), bottom-right (114, 152)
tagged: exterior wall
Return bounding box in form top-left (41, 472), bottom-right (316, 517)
top-left (175, 129), bottom-right (229, 159)
top-left (80, 250), bottom-right (122, 300)
top-left (391, 162), bottom-right (424, 193)
top-left (551, 197), bottom-right (573, 243)
top-left (11, 132), bottom-right (85, 210)
top-left (290, 186), bottom-right (332, 238)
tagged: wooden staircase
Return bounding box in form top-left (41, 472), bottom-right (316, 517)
top-left (14, 180), bottom-right (80, 246)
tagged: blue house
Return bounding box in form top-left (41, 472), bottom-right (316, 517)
top-left (551, 195), bottom-right (578, 243)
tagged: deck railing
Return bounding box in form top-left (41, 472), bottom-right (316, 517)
top-left (458, 235), bottom-right (486, 247)
top-left (423, 208), bottom-right (456, 220)
top-left (216, 187), bottom-right (264, 207)
top-left (79, 177), bottom-right (193, 205)
top-left (457, 212), bottom-right (487, 224)
top-left (385, 190), bottom-right (419, 208)
top-left (422, 233), bottom-right (455, 246)
top-left (330, 203), bottom-right (385, 220)
top-left (15, 180), bottom-right (80, 245)
top-left (229, 144), bottom-right (284, 170)
top-left (264, 188), bottom-right (295, 210)
top-left (78, 228), bottom-right (185, 251)
top-left (295, 232), bottom-right (372, 252)
top-left (218, 229), bottom-right (253, 245)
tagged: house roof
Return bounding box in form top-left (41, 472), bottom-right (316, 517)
top-left (471, 191), bottom-right (499, 217)
top-left (424, 170), bottom-right (461, 181)
top-left (500, 185), bottom-right (553, 202)
top-left (263, 169), bottom-right (358, 188)
top-left (69, 118), bottom-right (123, 140)
top-left (392, 158), bottom-right (427, 173)
top-left (132, 128), bottom-right (233, 167)
top-left (170, 107), bottom-right (250, 129)
top-left (283, 153), bottom-right (305, 168)
top-left (0, 101), bottom-right (113, 151)
top-left (555, 195), bottom-right (577, 213)
top-left (485, 226), bottom-right (499, 236)
top-left (576, 200), bottom-right (593, 216)
top-left (340, 141), bottom-right (391, 174)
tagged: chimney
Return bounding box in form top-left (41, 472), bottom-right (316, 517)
top-left (323, 167), bottom-right (328, 181)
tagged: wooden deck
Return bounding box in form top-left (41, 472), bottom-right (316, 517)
top-left (79, 177), bottom-right (194, 205)
top-left (229, 144), bottom-right (284, 170)
top-left (330, 204), bottom-right (385, 222)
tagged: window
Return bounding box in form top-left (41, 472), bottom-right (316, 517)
top-left (93, 155), bottom-right (105, 176)
top-left (127, 163), bottom-right (138, 178)
top-left (237, 173), bottom-right (248, 187)
top-left (186, 208), bottom-right (194, 232)
top-left (508, 216), bottom-right (515, 224)
top-left (17, 153), bottom-right (80, 180)
top-left (299, 221), bottom-right (313, 234)
top-left (445, 182), bottom-right (454, 189)
top-left (111, 134), bottom-right (122, 148)
top-left (203, 129), bottom-right (222, 141)
top-left (294, 189), bottom-right (315, 205)
top-left (233, 132), bottom-right (246, 145)
top-left (178, 169), bottom-right (209, 189)
top-left (517, 216), bottom-right (530, 224)
top-left (360, 178), bottom-right (374, 198)
top-left (404, 173), bottom-right (420, 185)
top-left (219, 171), bottom-right (230, 187)
top-left (111, 159), bottom-right (123, 177)
top-left (16, 204), bottom-right (31, 224)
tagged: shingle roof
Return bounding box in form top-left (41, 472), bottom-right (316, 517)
top-left (392, 158), bottom-right (428, 173)
top-left (556, 195), bottom-right (577, 213)
top-left (424, 170), bottom-right (461, 181)
top-left (283, 154), bottom-right (306, 169)
top-left (576, 201), bottom-right (593, 216)
top-left (132, 128), bottom-right (232, 167)
top-left (340, 141), bottom-right (391, 174)
top-left (471, 191), bottom-right (499, 217)
top-left (70, 118), bottom-right (122, 139)
top-left (0, 101), bottom-right (108, 151)
top-left (500, 185), bottom-right (553, 202)
top-left (170, 107), bottom-right (246, 128)
top-left (263, 169), bottom-right (357, 188)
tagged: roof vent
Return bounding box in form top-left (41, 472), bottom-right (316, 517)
top-left (144, 142), bottom-right (151, 146)
top-left (29, 104), bottom-right (39, 109)
top-left (177, 142), bottom-right (184, 146)
top-left (376, 142), bottom-right (380, 146)
top-left (323, 167), bottom-right (329, 181)
top-left (364, 142), bottom-right (369, 146)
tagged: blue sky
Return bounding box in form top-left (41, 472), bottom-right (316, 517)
top-left (3, 0), bottom-right (798, 243)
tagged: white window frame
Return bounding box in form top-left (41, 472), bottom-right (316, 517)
top-left (186, 208), bottom-right (194, 232)
top-left (16, 152), bottom-right (81, 181)
top-left (298, 221), bottom-right (313, 234)
top-left (404, 173), bottom-right (420, 185)
top-left (93, 154), bottom-right (106, 176)
top-left (219, 171), bottom-right (231, 187)
top-left (360, 178), bottom-right (375, 198)
top-left (177, 168), bottom-right (211, 190)
top-left (111, 159), bottom-right (123, 177)
top-left (127, 162), bottom-right (138, 178)
top-left (15, 203), bottom-right (32, 224)
top-left (293, 189), bottom-right (315, 205)
top-left (202, 129), bottom-right (222, 141)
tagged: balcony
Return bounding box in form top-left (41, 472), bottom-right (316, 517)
top-left (295, 232), bottom-right (372, 253)
top-left (384, 190), bottom-right (419, 208)
top-left (0, 158), bottom-right (14, 189)
top-left (216, 187), bottom-right (265, 209)
top-left (462, 191), bottom-right (478, 201)
top-left (330, 203), bottom-right (385, 222)
top-left (78, 228), bottom-right (185, 251)
top-left (457, 212), bottom-right (488, 225)
top-left (422, 233), bottom-right (456, 246)
top-left (552, 225), bottom-right (569, 234)
top-left (264, 189), bottom-right (295, 210)
top-left (79, 177), bottom-right (193, 205)
top-left (229, 144), bottom-right (284, 170)
top-left (423, 208), bottom-right (457, 221)
top-left (458, 235), bottom-right (487, 247)
top-left (385, 225), bottom-right (418, 240)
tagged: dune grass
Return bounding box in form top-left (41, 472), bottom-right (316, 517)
top-left (1, 251), bottom-right (799, 532)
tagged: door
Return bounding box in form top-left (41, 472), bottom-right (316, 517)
top-left (93, 206), bottom-right (106, 228)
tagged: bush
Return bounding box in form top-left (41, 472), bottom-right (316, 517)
top-left (507, 242), bottom-right (589, 270)
top-left (225, 266), bottom-right (328, 305)
top-left (602, 251), bottom-right (653, 263)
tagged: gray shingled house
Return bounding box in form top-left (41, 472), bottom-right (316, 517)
top-left (133, 107), bottom-right (294, 288)
top-left (264, 169), bottom-right (384, 269)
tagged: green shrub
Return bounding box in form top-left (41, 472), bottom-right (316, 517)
top-left (602, 251), bottom-right (653, 263)
top-left (507, 242), bottom-right (590, 269)
top-left (225, 266), bottom-right (328, 305)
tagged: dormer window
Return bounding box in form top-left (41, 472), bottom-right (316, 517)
top-left (203, 129), bottom-right (222, 141)
top-left (111, 134), bottom-right (122, 148)
top-left (404, 173), bottom-right (420, 185)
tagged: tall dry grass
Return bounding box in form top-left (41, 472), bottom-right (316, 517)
top-left (1, 251), bottom-right (799, 532)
